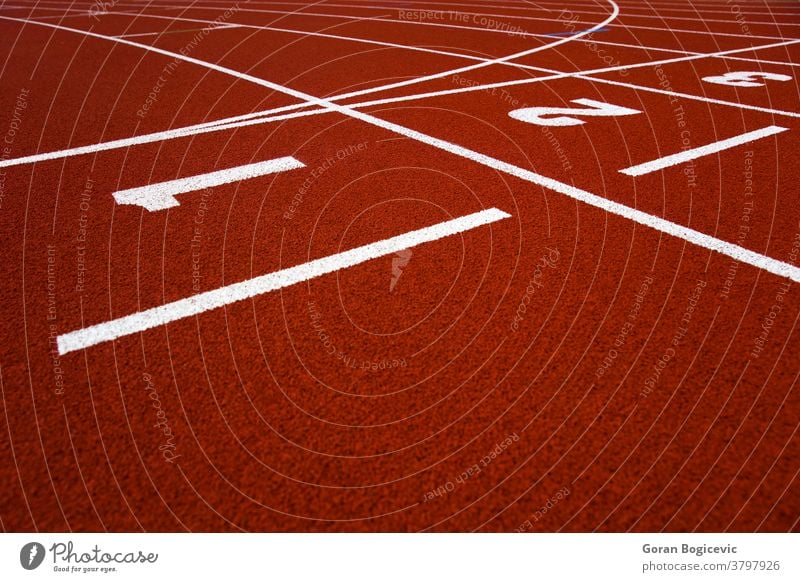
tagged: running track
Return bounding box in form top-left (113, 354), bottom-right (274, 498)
top-left (0, 0), bottom-right (799, 532)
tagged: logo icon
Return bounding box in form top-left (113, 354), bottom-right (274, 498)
top-left (20, 542), bottom-right (45, 570)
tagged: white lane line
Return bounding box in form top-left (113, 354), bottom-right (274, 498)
top-left (620, 126), bottom-right (788, 176)
top-left (106, 0), bottom-right (798, 41)
top-left (9, 11), bottom-right (800, 291)
top-left (19, 0), bottom-right (800, 19)
top-left (56, 208), bottom-right (511, 354)
top-left (112, 156), bottom-right (305, 210)
top-left (2, 16), bottom-right (798, 172)
top-left (0, 104), bottom-right (313, 169)
top-left (516, 0), bottom-right (800, 16)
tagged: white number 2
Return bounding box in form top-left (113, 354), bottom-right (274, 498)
top-left (508, 98), bottom-right (641, 127)
top-left (702, 71), bottom-right (792, 87)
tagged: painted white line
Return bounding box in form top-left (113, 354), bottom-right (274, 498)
top-left (620, 126), bottom-right (788, 176)
top-left (179, 0), bottom-right (800, 18)
top-left (112, 156), bottom-right (305, 210)
top-left (106, 0), bottom-right (798, 41)
top-left (2, 12), bottom-right (798, 171)
top-left (117, 24), bottom-right (241, 38)
top-left (209, 0), bottom-right (800, 27)
top-left (0, 104), bottom-right (313, 169)
top-left (56, 208), bottom-right (511, 354)
top-left (67, 3), bottom-right (616, 104)
top-left (569, 74), bottom-right (800, 119)
top-left (24, 0), bottom-right (800, 69)
top-left (92, 13), bottom-right (800, 108)
top-left (10, 10), bottom-right (800, 292)
top-left (0, 4), bottom-right (619, 169)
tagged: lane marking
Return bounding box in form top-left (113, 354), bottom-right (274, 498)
top-left (56, 208), bottom-right (511, 354)
top-left (112, 0), bottom-right (798, 41)
top-left (113, 156), bottom-right (305, 210)
top-left (498, 0), bottom-right (800, 17)
top-left (509, 97), bottom-right (640, 127)
top-left (10, 10), bottom-right (800, 293)
top-left (126, 4), bottom-right (800, 68)
top-left (620, 126), bottom-right (788, 177)
top-left (544, 26), bottom-right (609, 36)
top-left (24, 1), bottom-right (800, 68)
top-left (702, 71), bottom-right (793, 87)
top-left (0, 4), bottom-right (619, 169)
top-left (0, 105), bottom-right (313, 169)
top-left (2, 16), bottom-right (799, 170)
top-left (117, 24), bottom-right (242, 38)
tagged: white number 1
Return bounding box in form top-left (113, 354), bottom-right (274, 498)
top-left (509, 98), bottom-right (641, 127)
top-left (702, 71), bottom-right (792, 87)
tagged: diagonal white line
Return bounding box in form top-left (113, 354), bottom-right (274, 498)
top-left (620, 126), bottom-right (789, 176)
top-left (116, 24), bottom-right (242, 38)
top-left (1, 11), bottom-right (798, 170)
top-left (0, 104), bottom-right (315, 169)
top-left (310, 0), bottom-right (800, 27)
top-left (0, 3), bottom-right (618, 168)
top-left (56, 208), bottom-right (511, 354)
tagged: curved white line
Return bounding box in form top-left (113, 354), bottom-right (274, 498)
top-left (6, 4), bottom-right (800, 287)
top-left (0, 2), bottom-right (618, 165)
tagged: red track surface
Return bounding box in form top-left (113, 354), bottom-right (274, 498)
top-left (0, 0), bottom-right (799, 532)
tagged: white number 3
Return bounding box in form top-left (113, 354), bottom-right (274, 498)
top-left (508, 98), bottom-right (641, 127)
top-left (702, 71), bottom-right (792, 87)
